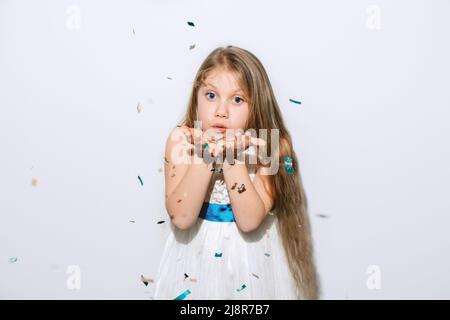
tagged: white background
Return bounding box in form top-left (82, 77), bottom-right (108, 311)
top-left (1, 0), bottom-right (449, 299)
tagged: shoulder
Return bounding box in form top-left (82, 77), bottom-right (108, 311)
top-left (165, 125), bottom-right (189, 146)
top-left (165, 126), bottom-right (192, 157)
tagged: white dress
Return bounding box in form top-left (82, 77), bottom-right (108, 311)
top-left (153, 162), bottom-right (299, 300)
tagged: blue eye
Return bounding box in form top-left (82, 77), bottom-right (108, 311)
top-left (234, 96), bottom-right (244, 104)
top-left (206, 92), bottom-right (216, 100)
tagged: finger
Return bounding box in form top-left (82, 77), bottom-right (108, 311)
top-left (250, 137), bottom-right (266, 146)
top-left (235, 131), bottom-right (243, 145)
top-left (243, 132), bottom-right (252, 149)
top-left (190, 128), bottom-right (204, 144)
top-left (179, 127), bottom-right (192, 144)
top-left (236, 132), bottom-right (249, 151)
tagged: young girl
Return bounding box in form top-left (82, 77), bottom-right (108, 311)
top-left (153, 46), bottom-right (320, 300)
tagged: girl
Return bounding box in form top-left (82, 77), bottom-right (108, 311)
top-left (153, 46), bottom-right (320, 300)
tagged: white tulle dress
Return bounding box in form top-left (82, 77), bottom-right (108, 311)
top-left (153, 162), bottom-right (299, 300)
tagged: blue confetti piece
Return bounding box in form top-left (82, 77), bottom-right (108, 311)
top-left (187, 21), bottom-right (195, 27)
top-left (264, 253), bottom-right (271, 257)
top-left (9, 257), bottom-right (17, 263)
top-left (214, 252), bottom-right (223, 257)
top-left (237, 284), bottom-right (247, 292)
top-left (138, 175), bottom-right (144, 186)
top-left (289, 98), bottom-right (301, 105)
top-left (174, 289), bottom-right (191, 300)
top-left (284, 156), bottom-right (294, 175)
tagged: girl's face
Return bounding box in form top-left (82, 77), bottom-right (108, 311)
top-left (196, 67), bottom-right (249, 132)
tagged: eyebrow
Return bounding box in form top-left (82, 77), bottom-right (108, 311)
top-left (204, 82), bottom-right (244, 94)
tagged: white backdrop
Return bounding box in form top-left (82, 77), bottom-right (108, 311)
top-left (1, 0), bottom-right (449, 299)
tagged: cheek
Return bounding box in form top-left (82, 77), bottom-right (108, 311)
top-left (197, 100), bottom-right (213, 121)
top-left (231, 105), bottom-right (249, 128)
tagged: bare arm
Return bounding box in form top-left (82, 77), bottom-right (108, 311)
top-left (164, 127), bottom-right (214, 230)
top-left (222, 161), bottom-right (274, 233)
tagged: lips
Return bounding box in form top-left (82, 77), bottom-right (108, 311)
top-left (211, 124), bottom-right (227, 133)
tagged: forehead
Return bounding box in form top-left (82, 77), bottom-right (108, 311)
top-left (201, 68), bottom-right (245, 92)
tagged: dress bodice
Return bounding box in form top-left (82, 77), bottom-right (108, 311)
top-left (204, 164), bottom-right (256, 205)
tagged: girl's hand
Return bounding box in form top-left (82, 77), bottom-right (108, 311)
top-left (178, 125), bottom-right (224, 158)
top-left (177, 126), bottom-right (266, 162)
top-left (221, 130), bottom-right (266, 164)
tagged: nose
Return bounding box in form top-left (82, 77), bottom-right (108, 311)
top-left (215, 100), bottom-right (228, 118)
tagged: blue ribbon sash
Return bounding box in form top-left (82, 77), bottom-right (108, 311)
top-left (199, 202), bottom-right (235, 222)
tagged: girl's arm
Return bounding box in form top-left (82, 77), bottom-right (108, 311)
top-left (222, 161), bottom-right (274, 233)
top-left (164, 127), bottom-right (214, 230)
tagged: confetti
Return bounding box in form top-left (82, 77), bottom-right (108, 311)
top-left (187, 21), bottom-right (195, 27)
top-left (177, 199), bottom-right (182, 203)
top-left (158, 167), bottom-right (163, 172)
top-left (132, 28), bottom-right (135, 35)
top-left (174, 289), bottom-right (191, 300)
top-left (31, 177), bottom-right (38, 187)
top-left (138, 175), bottom-right (144, 186)
top-left (184, 273), bottom-right (189, 280)
top-left (251, 273), bottom-right (259, 279)
top-left (129, 220), bottom-right (135, 223)
top-left (211, 167), bottom-right (223, 174)
top-left (140, 275), bottom-right (154, 286)
top-left (137, 103), bottom-right (142, 113)
top-left (9, 257), bottom-right (17, 263)
top-left (214, 252), bottom-right (223, 258)
top-left (289, 98), bottom-right (301, 105)
top-left (237, 284), bottom-right (247, 292)
top-left (157, 220), bottom-right (165, 224)
top-left (167, 76), bottom-right (172, 80)
top-left (231, 182), bottom-right (238, 190)
top-left (237, 184), bottom-right (246, 194)
top-left (284, 156), bottom-right (294, 175)
top-left (264, 253), bottom-right (271, 257)
top-left (316, 213), bottom-right (329, 219)
top-left (189, 43), bottom-right (196, 50)
top-left (189, 278), bottom-right (197, 283)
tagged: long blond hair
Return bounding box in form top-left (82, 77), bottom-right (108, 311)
top-left (179, 46), bottom-right (320, 299)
